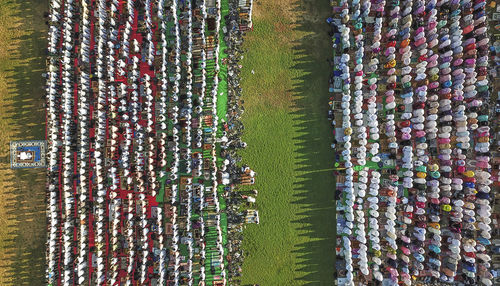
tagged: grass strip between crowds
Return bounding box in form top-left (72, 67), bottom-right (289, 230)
top-left (238, 0), bottom-right (336, 285)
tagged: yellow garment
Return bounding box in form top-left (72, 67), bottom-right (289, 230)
top-left (416, 172), bottom-right (427, 179)
top-left (478, 137), bottom-right (489, 143)
top-left (463, 170), bottom-right (475, 177)
top-left (428, 164), bottom-right (439, 172)
top-left (385, 59), bottom-right (396, 68)
top-left (439, 143), bottom-right (451, 149)
top-left (442, 204), bottom-right (451, 212)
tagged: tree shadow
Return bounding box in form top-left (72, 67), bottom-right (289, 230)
top-left (0, 0), bottom-right (48, 285)
top-left (288, 0), bottom-right (336, 285)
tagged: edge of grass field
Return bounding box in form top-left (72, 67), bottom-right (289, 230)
top-left (237, 0), bottom-right (336, 285)
top-left (0, 1), bottom-right (48, 285)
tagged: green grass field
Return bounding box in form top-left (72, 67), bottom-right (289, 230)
top-left (0, 0), bottom-right (48, 285)
top-left (238, 0), bottom-right (336, 285)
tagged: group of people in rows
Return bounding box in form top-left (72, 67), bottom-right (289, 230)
top-left (46, 0), bottom-right (166, 284)
top-left (45, 0), bottom-right (254, 285)
top-left (161, 0), bottom-right (229, 284)
top-left (328, 0), bottom-right (498, 285)
top-left (218, 1), bottom-right (257, 282)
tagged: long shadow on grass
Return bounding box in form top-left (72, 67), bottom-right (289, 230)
top-left (289, 0), bottom-right (336, 285)
top-left (0, 0), bottom-right (48, 285)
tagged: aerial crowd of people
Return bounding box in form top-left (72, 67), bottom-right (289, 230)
top-left (44, 0), bottom-right (254, 285)
top-left (328, 0), bottom-right (499, 285)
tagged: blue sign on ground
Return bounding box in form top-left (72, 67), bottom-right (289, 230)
top-left (10, 140), bottom-right (47, 169)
